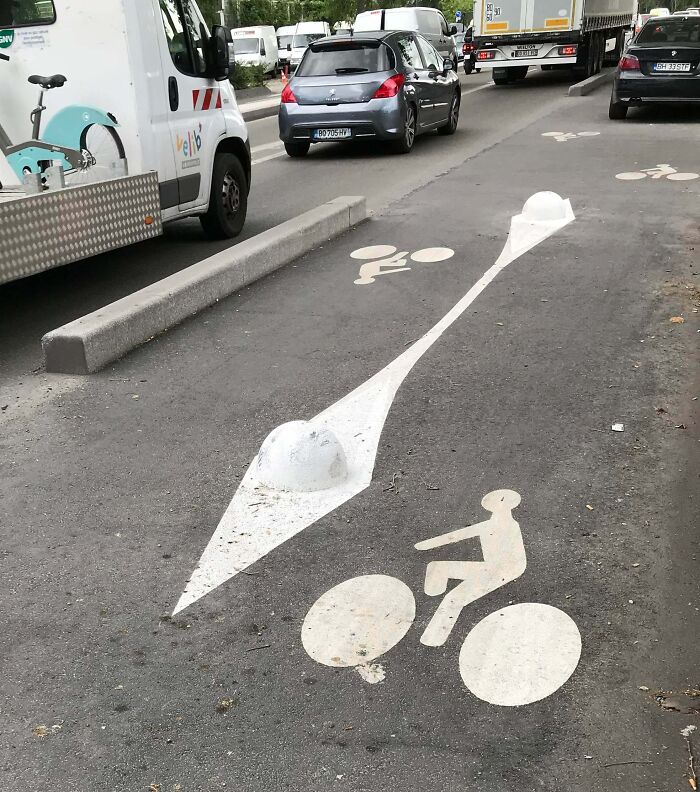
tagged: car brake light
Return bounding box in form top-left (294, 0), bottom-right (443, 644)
top-left (619, 54), bottom-right (640, 71)
top-left (281, 83), bottom-right (297, 103)
top-left (558, 45), bottom-right (577, 56)
top-left (373, 73), bottom-right (405, 98)
top-left (477, 50), bottom-right (496, 60)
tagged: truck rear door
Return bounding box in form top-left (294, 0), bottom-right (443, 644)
top-left (480, 0), bottom-right (575, 34)
top-left (525, 0), bottom-right (575, 33)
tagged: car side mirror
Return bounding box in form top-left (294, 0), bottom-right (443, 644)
top-left (450, 25), bottom-right (458, 35)
top-left (443, 57), bottom-right (453, 74)
top-left (209, 25), bottom-right (231, 80)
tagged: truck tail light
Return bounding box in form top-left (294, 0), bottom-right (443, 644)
top-left (477, 50), bottom-right (496, 60)
top-left (558, 45), bottom-right (577, 56)
top-left (281, 84), bottom-right (297, 103)
top-left (373, 73), bottom-right (405, 98)
top-left (619, 54), bottom-right (640, 71)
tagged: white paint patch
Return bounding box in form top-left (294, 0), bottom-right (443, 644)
top-left (458, 603), bottom-right (582, 706)
top-left (410, 247), bottom-right (455, 263)
top-left (302, 575), bottom-right (415, 666)
top-left (355, 662), bottom-right (386, 684)
top-left (416, 489), bottom-right (525, 647)
top-left (172, 193), bottom-right (575, 615)
top-left (541, 131), bottom-right (600, 143)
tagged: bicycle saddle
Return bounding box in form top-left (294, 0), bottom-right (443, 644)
top-left (28, 74), bottom-right (67, 89)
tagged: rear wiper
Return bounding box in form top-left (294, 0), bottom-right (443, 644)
top-left (335, 67), bottom-right (369, 73)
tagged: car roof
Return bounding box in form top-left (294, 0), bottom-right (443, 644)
top-left (314, 31), bottom-right (395, 43)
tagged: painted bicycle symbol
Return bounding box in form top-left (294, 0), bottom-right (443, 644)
top-left (541, 131), bottom-right (600, 143)
top-left (351, 244), bottom-right (454, 285)
top-left (301, 489), bottom-right (582, 706)
top-left (616, 163), bottom-right (699, 181)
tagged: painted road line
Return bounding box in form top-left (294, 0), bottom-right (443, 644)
top-left (250, 141), bottom-right (284, 154)
top-left (252, 150), bottom-right (287, 167)
top-left (460, 82), bottom-right (492, 97)
top-left (172, 192), bottom-right (575, 615)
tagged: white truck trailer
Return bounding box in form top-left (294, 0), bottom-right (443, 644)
top-left (0, 0), bottom-right (251, 286)
top-left (473, 0), bottom-right (635, 84)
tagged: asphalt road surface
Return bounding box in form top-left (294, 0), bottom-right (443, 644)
top-left (1, 78), bottom-right (699, 792)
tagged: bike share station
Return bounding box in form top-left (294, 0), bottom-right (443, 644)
top-left (0, 0), bottom-right (250, 287)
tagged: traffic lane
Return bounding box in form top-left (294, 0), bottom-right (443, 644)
top-left (0, 69), bottom-right (572, 387)
top-left (2, 90), bottom-right (698, 790)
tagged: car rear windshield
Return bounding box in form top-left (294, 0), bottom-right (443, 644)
top-left (232, 37), bottom-right (260, 54)
top-left (637, 17), bottom-right (700, 42)
top-left (296, 42), bottom-right (394, 75)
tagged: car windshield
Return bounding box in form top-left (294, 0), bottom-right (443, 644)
top-left (293, 33), bottom-right (325, 47)
top-left (296, 42), bottom-right (393, 75)
top-left (278, 35), bottom-right (293, 47)
top-left (637, 16), bottom-right (700, 42)
top-left (232, 37), bottom-right (260, 54)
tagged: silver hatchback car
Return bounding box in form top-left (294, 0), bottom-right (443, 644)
top-left (278, 31), bottom-right (461, 156)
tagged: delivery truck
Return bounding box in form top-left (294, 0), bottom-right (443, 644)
top-left (473, 0), bottom-right (636, 84)
top-left (0, 0), bottom-right (251, 286)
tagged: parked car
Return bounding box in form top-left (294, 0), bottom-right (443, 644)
top-left (277, 25), bottom-right (295, 70)
top-left (609, 14), bottom-right (700, 118)
top-left (278, 32), bottom-right (461, 156)
top-left (230, 26), bottom-right (279, 74)
top-left (354, 7), bottom-right (459, 70)
top-left (288, 21), bottom-right (332, 71)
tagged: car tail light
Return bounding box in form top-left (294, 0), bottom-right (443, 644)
top-left (477, 50), bottom-right (496, 60)
top-left (281, 83), bottom-right (297, 103)
top-left (373, 73), bottom-right (405, 99)
top-left (558, 45), bottom-right (577, 56)
top-left (619, 54), bottom-right (640, 71)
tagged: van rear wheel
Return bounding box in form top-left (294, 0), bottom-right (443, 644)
top-left (200, 153), bottom-right (248, 239)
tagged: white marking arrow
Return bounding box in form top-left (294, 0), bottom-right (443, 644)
top-left (172, 193), bottom-right (575, 615)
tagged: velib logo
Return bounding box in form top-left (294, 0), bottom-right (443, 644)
top-left (176, 123), bottom-right (203, 158)
top-left (0, 29), bottom-right (14, 49)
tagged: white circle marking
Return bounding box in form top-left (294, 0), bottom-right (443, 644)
top-left (410, 247), bottom-right (455, 263)
top-left (350, 245), bottom-right (397, 260)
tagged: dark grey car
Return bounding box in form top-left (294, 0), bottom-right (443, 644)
top-left (278, 31), bottom-right (461, 156)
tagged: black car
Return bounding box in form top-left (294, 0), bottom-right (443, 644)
top-left (609, 14), bottom-right (700, 118)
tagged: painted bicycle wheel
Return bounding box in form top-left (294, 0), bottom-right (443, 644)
top-left (65, 124), bottom-right (125, 185)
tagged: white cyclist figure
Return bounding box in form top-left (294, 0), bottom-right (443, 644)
top-left (416, 489), bottom-right (526, 646)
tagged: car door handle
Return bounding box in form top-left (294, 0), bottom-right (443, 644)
top-left (168, 76), bottom-right (179, 112)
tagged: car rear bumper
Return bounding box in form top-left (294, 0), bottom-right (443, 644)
top-left (614, 74), bottom-right (700, 102)
top-left (279, 97), bottom-right (405, 142)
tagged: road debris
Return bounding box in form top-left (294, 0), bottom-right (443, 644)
top-left (603, 760), bottom-right (653, 768)
top-left (682, 725), bottom-right (697, 790)
top-left (611, 422), bottom-right (624, 432)
top-left (655, 691), bottom-right (700, 714)
top-left (215, 697), bottom-right (239, 713)
top-left (670, 316), bottom-right (685, 324)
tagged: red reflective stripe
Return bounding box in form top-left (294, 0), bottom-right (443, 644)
top-left (215, 90), bottom-right (222, 109)
top-left (192, 89), bottom-right (200, 108)
top-left (203, 88), bottom-right (213, 109)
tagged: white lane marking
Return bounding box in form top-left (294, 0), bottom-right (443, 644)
top-left (252, 150), bottom-right (286, 167)
top-left (458, 603), bottom-right (582, 706)
top-left (541, 131), bottom-right (600, 143)
top-left (410, 247), bottom-right (455, 263)
top-left (416, 489), bottom-right (526, 647)
top-left (172, 194), bottom-right (574, 615)
top-left (250, 141), bottom-right (284, 154)
top-left (301, 575), bottom-right (415, 667)
top-left (460, 82), bottom-right (492, 97)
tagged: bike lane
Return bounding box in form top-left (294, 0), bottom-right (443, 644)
top-left (1, 95), bottom-right (698, 792)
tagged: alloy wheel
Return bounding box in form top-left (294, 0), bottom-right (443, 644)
top-left (222, 172), bottom-right (241, 219)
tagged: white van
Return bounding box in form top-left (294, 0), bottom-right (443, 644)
top-left (230, 26), bottom-right (279, 74)
top-left (276, 25), bottom-right (295, 70)
top-left (288, 21), bottom-right (332, 70)
top-left (354, 7), bottom-right (458, 66)
top-left (0, 0), bottom-right (251, 284)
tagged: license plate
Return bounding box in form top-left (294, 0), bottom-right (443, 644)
top-left (653, 62), bottom-right (691, 71)
top-left (514, 48), bottom-right (537, 57)
top-left (314, 128), bottom-right (351, 140)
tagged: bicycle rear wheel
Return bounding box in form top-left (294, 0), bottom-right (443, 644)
top-left (65, 124), bottom-right (125, 185)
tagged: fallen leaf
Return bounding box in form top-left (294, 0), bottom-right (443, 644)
top-left (639, 685), bottom-right (650, 691)
top-left (149, 785), bottom-right (161, 792)
top-left (215, 697), bottom-right (239, 713)
top-left (689, 779), bottom-right (696, 791)
top-left (670, 316), bottom-right (685, 324)
top-left (32, 725), bottom-right (49, 738)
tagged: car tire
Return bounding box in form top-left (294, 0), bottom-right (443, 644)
top-left (200, 153), bottom-right (247, 240)
top-left (493, 72), bottom-right (509, 85)
top-left (438, 91), bottom-right (460, 135)
top-left (608, 96), bottom-right (628, 119)
top-left (392, 103), bottom-right (417, 154)
top-left (284, 140), bottom-right (311, 158)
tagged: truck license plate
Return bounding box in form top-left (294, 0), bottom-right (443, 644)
top-left (653, 62), bottom-right (691, 71)
top-left (314, 128), bottom-right (351, 140)
top-left (514, 48), bottom-right (537, 57)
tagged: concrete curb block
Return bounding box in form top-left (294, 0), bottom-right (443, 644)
top-left (241, 102), bottom-right (280, 122)
top-left (42, 196), bottom-right (367, 375)
top-left (568, 69), bottom-right (614, 97)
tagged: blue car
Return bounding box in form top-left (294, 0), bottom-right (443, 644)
top-left (278, 31), bottom-right (461, 156)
